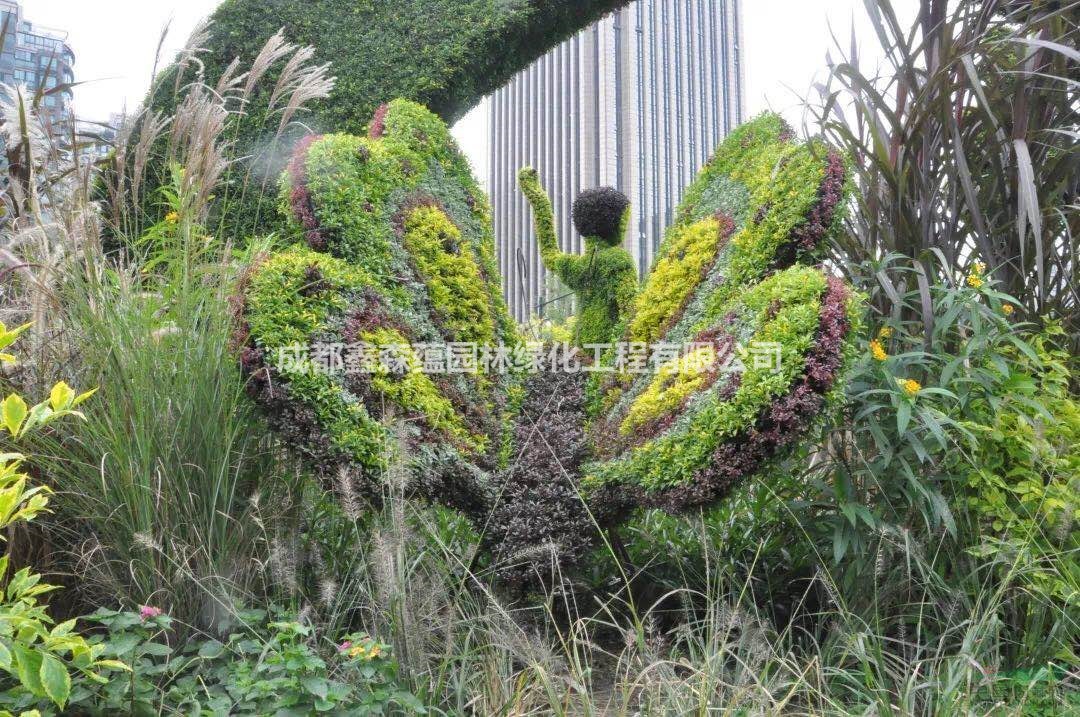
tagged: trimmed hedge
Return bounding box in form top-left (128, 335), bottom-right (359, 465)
top-left (200, 0), bottom-right (630, 133)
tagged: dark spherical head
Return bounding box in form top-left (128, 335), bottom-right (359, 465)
top-left (573, 187), bottom-right (630, 246)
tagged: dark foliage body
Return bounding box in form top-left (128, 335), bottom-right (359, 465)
top-left (484, 363), bottom-right (594, 590)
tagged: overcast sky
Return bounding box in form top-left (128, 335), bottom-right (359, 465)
top-left (27, 0), bottom-right (916, 179)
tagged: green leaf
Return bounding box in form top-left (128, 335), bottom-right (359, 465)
top-left (50, 619), bottom-right (78, 637)
top-left (48, 382), bottom-right (75, 412)
top-left (897, 400), bottom-right (912, 435)
top-left (832, 521), bottom-right (849, 563)
top-left (1, 394), bottom-right (28, 437)
top-left (39, 653), bottom-right (71, 709)
top-left (12, 644), bottom-right (44, 696)
top-left (197, 640), bottom-right (225, 659)
top-left (301, 676), bottom-right (330, 700)
top-left (0, 641), bottom-right (11, 670)
top-left (71, 388), bottom-right (98, 407)
top-left (91, 659), bottom-right (131, 672)
top-left (840, 502), bottom-right (859, 527)
top-left (0, 322), bottom-right (31, 352)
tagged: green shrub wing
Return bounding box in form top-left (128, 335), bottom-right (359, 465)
top-left (238, 101), bottom-right (517, 497)
top-left (587, 113), bottom-right (859, 514)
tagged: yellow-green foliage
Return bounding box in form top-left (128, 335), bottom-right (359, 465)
top-left (361, 326), bottom-right (486, 454)
top-left (625, 113), bottom-right (842, 346)
top-left (402, 205), bottom-right (495, 347)
top-left (285, 368), bottom-right (390, 470)
top-left (694, 138), bottom-right (836, 330)
top-left (586, 265), bottom-right (832, 493)
top-left (243, 245), bottom-right (392, 469)
top-left (245, 245), bottom-right (374, 349)
top-left (621, 344), bottom-right (718, 434)
top-left (629, 216), bottom-right (724, 343)
top-left (961, 326), bottom-right (1079, 605)
top-left (0, 327), bottom-right (125, 711)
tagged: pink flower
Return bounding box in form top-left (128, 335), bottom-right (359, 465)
top-left (337, 640), bottom-right (352, 653)
top-left (139, 605), bottom-right (163, 621)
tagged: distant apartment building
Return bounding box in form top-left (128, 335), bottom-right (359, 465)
top-left (76, 113), bottom-right (123, 163)
top-left (0, 0), bottom-right (75, 142)
top-left (489, 0), bottom-right (744, 322)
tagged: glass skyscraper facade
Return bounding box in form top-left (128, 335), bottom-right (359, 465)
top-left (0, 0), bottom-right (76, 141)
top-left (489, 0), bottom-right (744, 322)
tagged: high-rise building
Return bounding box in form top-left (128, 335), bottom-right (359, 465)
top-left (489, 0), bottom-right (744, 322)
top-left (0, 0), bottom-right (76, 142)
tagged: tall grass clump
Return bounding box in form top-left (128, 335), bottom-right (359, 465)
top-left (808, 0), bottom-right (1078, 347)
top-left (33, 251), bottom-right (285, 629)
top-left (2, 23), bottom-right (333, 631)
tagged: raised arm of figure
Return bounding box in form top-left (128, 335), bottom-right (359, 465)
top-left (518, 167), bottom-right (578, 281)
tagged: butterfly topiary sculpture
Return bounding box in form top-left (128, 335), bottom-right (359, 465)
top-left (234, 99), bottom-right (861, 587)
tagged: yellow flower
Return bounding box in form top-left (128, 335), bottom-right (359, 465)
top-left (1001, 304), bottom-right (1014, 316)
top-left (869, 339), bottom-right (887, 362)
top-left (972, 260), bottom-right (985, 274)
top-left (346, 640), bottom-right (382, 661)
top-left (164, 211), bottom-right (180, 224)
top-left (966, 274), bottom-right (983, 289)
top-left (899, 378), bottom-right (921, 397)
top-left (877, 326), bottom-right (892, 339)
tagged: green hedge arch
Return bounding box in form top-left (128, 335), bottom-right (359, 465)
top-left (148, 0), bottom-right (630, 236)
top-left (201, 0), bottom-right (630, 134)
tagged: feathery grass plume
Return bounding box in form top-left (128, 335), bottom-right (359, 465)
top-left (0, 83), bottom-right (49, 223)
top-left (171, 18), bottom-right (211, 94)
top-left (267, 46), bottom-right (317, 111)
top-left (243, 28), bottom-right (294, 101)
top-left (129, 110), bottom-right (170, 219)
top-left (212, 56), bottom-right (245, 99)
top-left (274, 61), bottom-right (336, 135)
top-left (334, 465), bottom-right (363, 522)
top-left (270, 533), bottom-right (299, 597)
top-left (166, 86), bottom-right (230, 222)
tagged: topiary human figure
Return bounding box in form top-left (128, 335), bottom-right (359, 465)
top-left (518, 167), bottom-right (638, 347)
